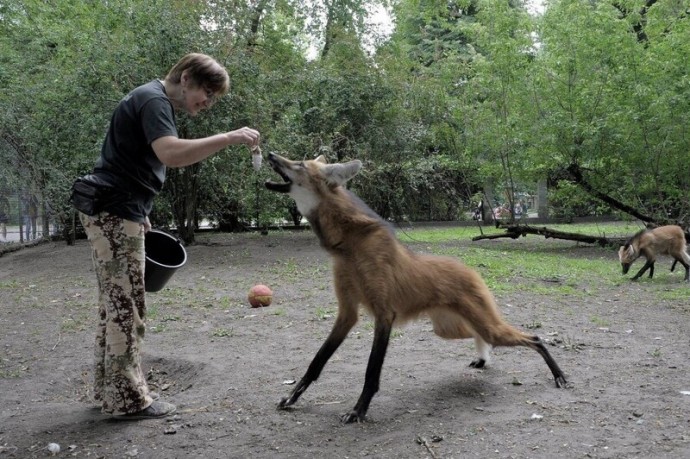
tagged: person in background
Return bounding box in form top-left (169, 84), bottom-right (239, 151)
top-left (475, 200), bottom-right (483, 221)
top-left (76, 53), bottom-right (260, 420)
top-left (23, 192), bottom-right (38, 240)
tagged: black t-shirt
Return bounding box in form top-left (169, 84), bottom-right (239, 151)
top-left (92, 80), bottom-right (177, 222)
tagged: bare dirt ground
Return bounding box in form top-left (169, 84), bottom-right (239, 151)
top-left (1, 229), bottom-right (689, 459)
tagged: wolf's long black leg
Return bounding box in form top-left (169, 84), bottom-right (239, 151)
top-left (341, 318), bottom-right (393, 424)
top-left (530, 336), bottom-right (567, 388)
top-left (672, 257), bottom-right (690, 280)
top-left (278, 313), bottom-right (356, 409)
top-left (631, 260), bottom-right (654, 280)
top-left (677, 259), bottom-right (690, 281)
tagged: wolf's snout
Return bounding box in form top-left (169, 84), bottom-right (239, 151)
top-left (264, 152), bottom-right (292, 193)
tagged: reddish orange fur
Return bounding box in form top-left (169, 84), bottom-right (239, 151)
top-left (311, 173), bottom-right (533, 347)
top-left (266, 153), bottom-right (566, 422)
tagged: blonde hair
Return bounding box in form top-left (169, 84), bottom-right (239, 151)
top-left (166, 53), bottom-right (230, 97)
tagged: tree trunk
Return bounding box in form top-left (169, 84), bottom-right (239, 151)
top-left (537, 178), bottom-right (548, 219)
top-left (168, 164), bottom-right (200, 245)
top-left (482, 179), bottom-right (496, 222)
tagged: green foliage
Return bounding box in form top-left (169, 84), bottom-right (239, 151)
top-left (356, 153), bottom-right (480, 221)
top-left (392, 0), bottom-right (479, 67)
top-left (548, 181), bottom-right (612, 220)
top-left (2, 0), bottom-right (690, 242)
top-left (531, 0), bottom-right (690, 221)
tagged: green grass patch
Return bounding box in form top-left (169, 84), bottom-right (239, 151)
top-left (264, 257), bottom-right (329, 283)
top-left (430, 244), bottom-right (617, 295)
top-left (147, 304), bottom-right (160, 320)
top-left (212, 327), bottom-right (234, 337)
top-left (0, 368), bottom-right (23, 378)
top-left (0, 279), bottom-right (21, 290)
top-left (218, 296), bottom-right (234, 310)
top-left (396, 223), bottom-right (632, 296)
top-left (590, 315), bottom-right (610, 327)
top-left (149, 323), bottom-right (168, 333)
top-left (315, 306), bottom-right (335, 320)
top-left (658, 285), bottom-right (690, 301)
top-left (60, 314), bottom-right (90, 332)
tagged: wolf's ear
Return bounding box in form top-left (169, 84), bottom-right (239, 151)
top-left (621, 245), bottom-right (635, 260)
top-left (323, 160), bottom-right (362, 186)
top-left (314, 155), bottom-right (328, 164)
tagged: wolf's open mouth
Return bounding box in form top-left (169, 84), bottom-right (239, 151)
top-left (264, 155), bottom-right (292, 193)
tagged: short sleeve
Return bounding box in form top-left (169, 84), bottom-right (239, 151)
top-left (140, 97), bottom-right (178, 145)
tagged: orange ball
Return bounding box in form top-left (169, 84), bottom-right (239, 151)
top-left (248, 284), bottom-right (273, 308)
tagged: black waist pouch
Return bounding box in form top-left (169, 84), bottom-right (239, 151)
top-left (69, 175), bottom-right (130, 216)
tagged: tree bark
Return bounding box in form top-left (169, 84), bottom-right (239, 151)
top-left (168, 163), bottom-right (200, 245)
top-left (482, 179), bottom-right (496, 222)
top-left (537, 178), bottom-right (548, 219)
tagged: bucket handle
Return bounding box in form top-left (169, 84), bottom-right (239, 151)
top-left (149, 228), bottom-right (184, 246)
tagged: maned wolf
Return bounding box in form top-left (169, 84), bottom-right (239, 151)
top-left (265, 153), bottom-right (567, 423)
top-left (618, 225), bottom-right (690, 281)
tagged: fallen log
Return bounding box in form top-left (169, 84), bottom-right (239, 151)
top-left (472, 223), bottom-right (628, 248)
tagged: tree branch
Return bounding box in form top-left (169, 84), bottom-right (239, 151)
top-left (565, 162), bottom-right (660, 224)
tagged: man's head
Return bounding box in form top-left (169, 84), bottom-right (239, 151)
top-left (165, 53), bottom-right (229, 115)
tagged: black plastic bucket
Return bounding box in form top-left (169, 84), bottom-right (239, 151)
top-left (144, 229), bottom-right (187, 292)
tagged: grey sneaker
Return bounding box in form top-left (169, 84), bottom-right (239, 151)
top-left (112, 401), bottom-right (177, 420)
top-left (93, 391), bottom-right (159, 410)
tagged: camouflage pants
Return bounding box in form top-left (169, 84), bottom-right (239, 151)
top-left (80, 212), bottom-right (155, 415)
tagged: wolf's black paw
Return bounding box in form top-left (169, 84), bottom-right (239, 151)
top-left (341, 411), bottom-right (365, 424)
top-left (469, 358), bottom-right (486, 368)
top-left (277, 397), bottom-right (293, 410)
top-left (555, 374), bottom-right (568, 389)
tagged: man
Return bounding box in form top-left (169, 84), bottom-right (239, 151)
top-left (76, 53), bottom-right (260, 420)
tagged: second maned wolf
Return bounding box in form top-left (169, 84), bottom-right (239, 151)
top-left (618, 225), bottom-right (690, 281)
top-left (265, 153), bottom-right (567, 423)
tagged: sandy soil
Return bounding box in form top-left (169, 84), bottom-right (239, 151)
top-left (1, 230), bottom-right (689, 459)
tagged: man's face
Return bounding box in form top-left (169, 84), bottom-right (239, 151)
top-left (183, 85), bottom-right (217, 116)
